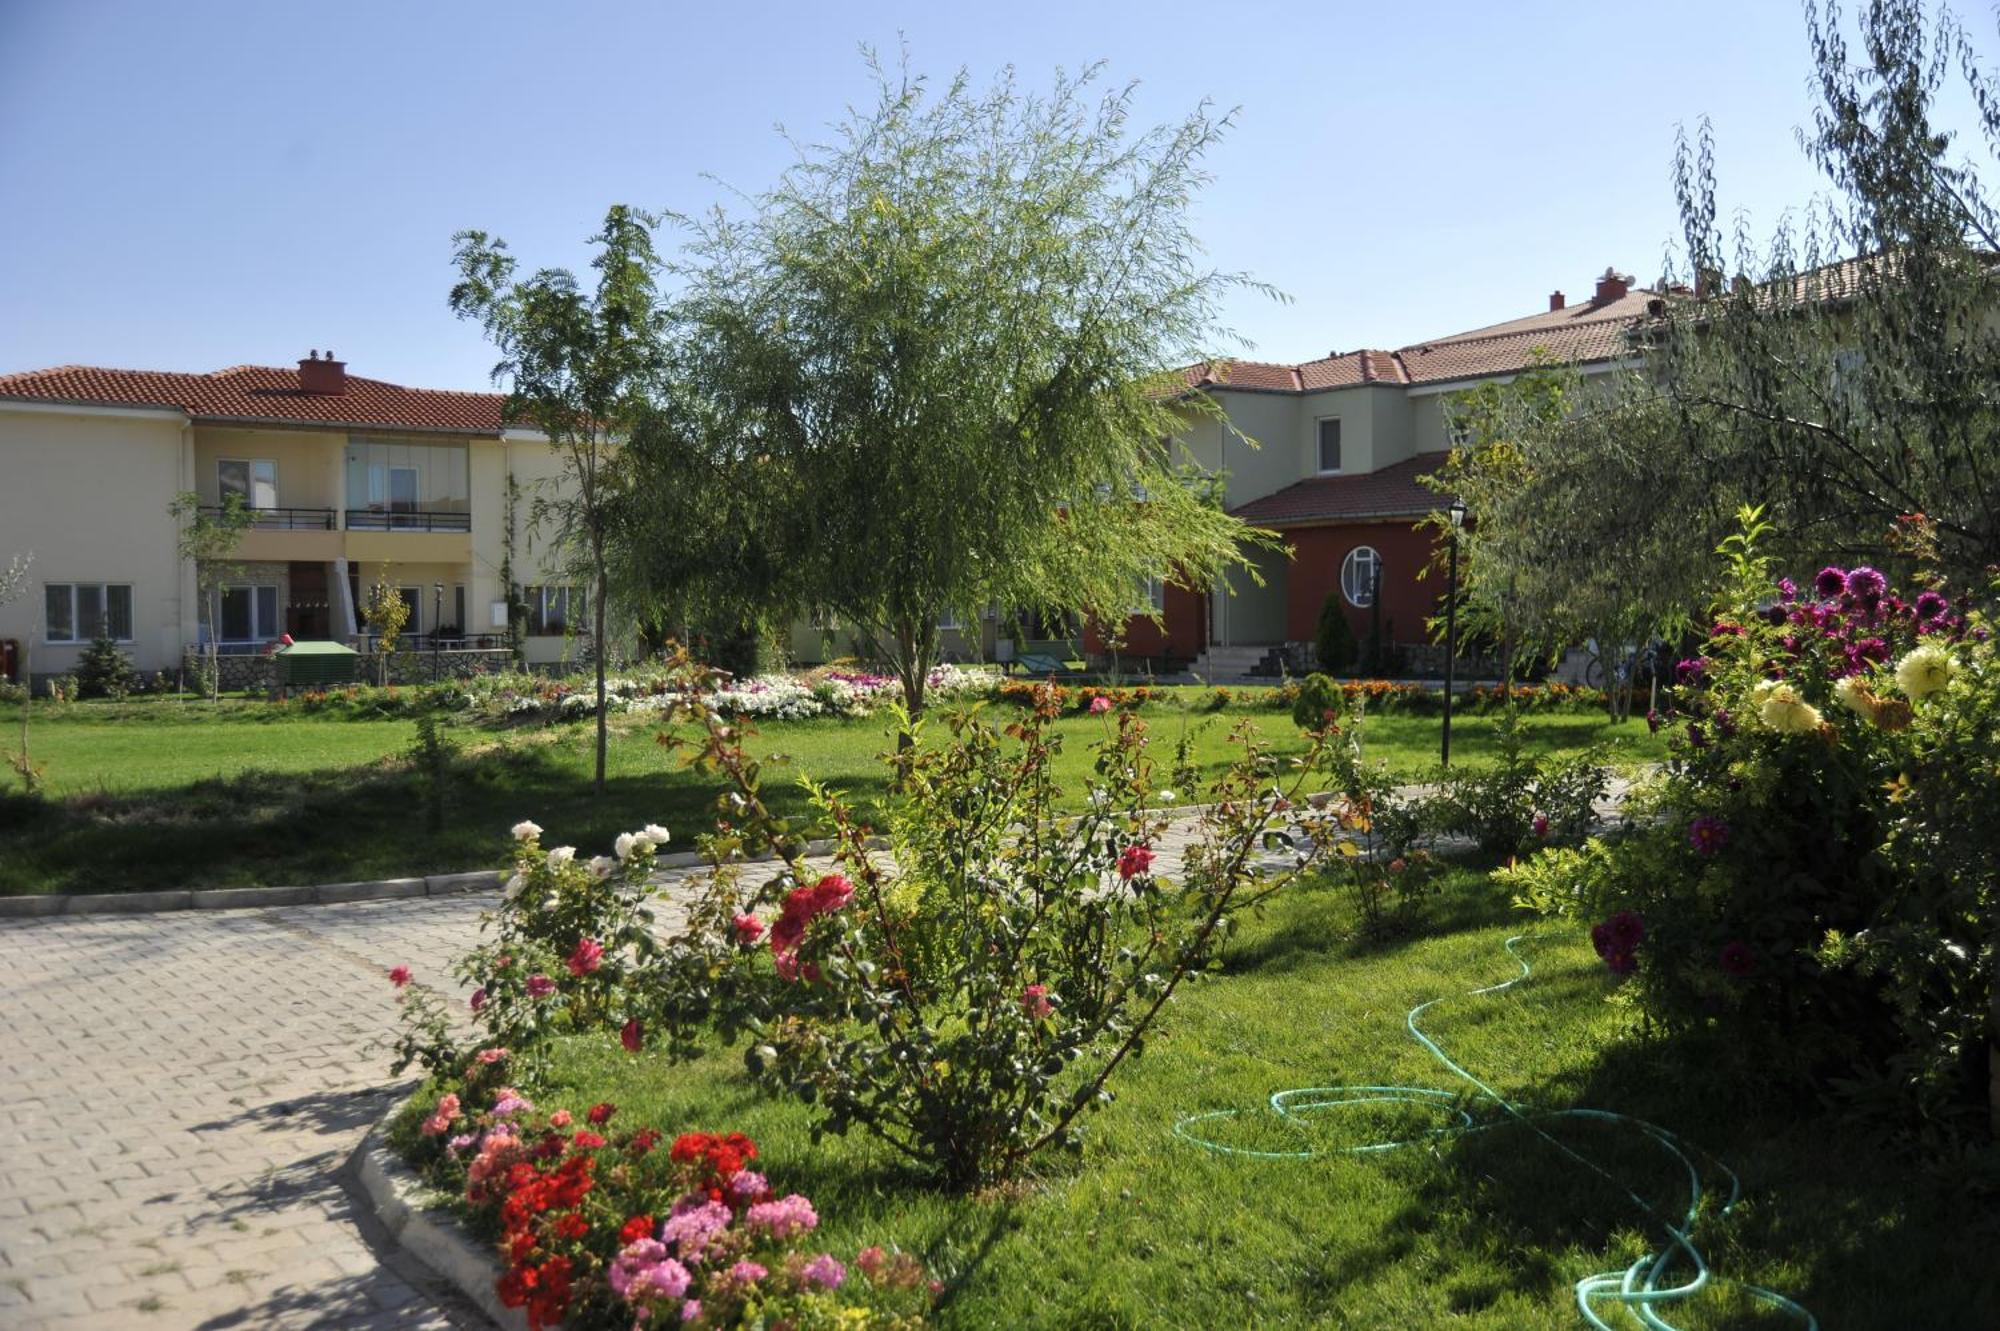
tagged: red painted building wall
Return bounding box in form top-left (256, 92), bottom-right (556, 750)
top-left (1083, 581), bottom-right (1207, 660)
top-left (1283, 520), bottom-right (1445, 647)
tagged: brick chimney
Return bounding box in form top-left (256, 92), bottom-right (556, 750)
top-left (1593, 268), bottom-right (1630, 304)
top-left (1548, 290), bottom-right (1566, 311)
top-left (297, 349), bottom-right (346, 395)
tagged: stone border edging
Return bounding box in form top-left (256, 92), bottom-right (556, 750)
top-left (346, 1111), bottom-right (525, 1331)
top-left (0, 836), bottom-right (882, 919)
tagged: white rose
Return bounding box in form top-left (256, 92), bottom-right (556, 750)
top-left (641, 824), bottom-right (671, 847)
top-left (588, 855), bottom-right (616, 879)
top-left (511, 820), bottom-right (543, 842)
top-left (1158, 790), bottom-right (1177, 805)
top-left (547, 846), bottom-right (576, 869)
top-left (502, 873), bottom-right (525, 900)
top-left (614, 832), bottom-right (637, 861)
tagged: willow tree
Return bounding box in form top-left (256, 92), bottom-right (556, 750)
top-left (451, 206), bottom-right (665, 791)
top-left (1654, 0), bottom-right (2000, 579)
top-left (649, 55), bottom-right (1276, 724)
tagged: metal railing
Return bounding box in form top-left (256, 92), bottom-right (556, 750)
top-left (342, 509), bottom-right (473, 533)
top-left (200, 505), bottom-right (336, 531)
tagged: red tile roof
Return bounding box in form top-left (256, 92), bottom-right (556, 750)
top-left (0, 364), bottom-right (509, 434)
top-left (1230, 455), bottom-right (1447, 527)
top-left (1182, 286), bottom-right (1661, 395)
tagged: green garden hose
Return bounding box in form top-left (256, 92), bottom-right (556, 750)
top-left (1172, 936), bottom-right (1818, 1330)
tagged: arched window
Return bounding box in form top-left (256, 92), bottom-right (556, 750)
top-left (1341, 546), bottom-right (1381, 608)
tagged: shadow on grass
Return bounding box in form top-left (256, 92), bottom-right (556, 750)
top-left (1373, 1027), bottom-right (2000, 1329)
top-left (0, 741), bottom-right (872, 895)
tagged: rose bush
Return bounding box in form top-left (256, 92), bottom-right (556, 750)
top-left (1502, 508), bottom-right (1999, 1140)
top-left (619, 672), bottom-right (1358, 1189)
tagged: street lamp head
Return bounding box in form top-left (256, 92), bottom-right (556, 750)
top-left (1447, 499), bottom-right (1467, 529)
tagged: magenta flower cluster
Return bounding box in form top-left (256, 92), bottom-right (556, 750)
top-left (1590, 910), bottom-right (1645, 976)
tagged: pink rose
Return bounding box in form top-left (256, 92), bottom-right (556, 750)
top-left (475, 1046), bottom-right (509, 1065)
top-left (733, 913), bottom-right (765, 945)
top-left (1088, 695), bottom-right (1112, 714)
top-left (469, 987), bottom-right (488, 1013)
top-left (1117, 845), bottom-right (1155, 880)
top-left (566, 937), bottom-right (605, 977)
top-left (526, 973), bottom-right (556, 998)
top-left (550, 1109), bottom-right (572, 1128)
top-left (1020, 984), bottom-right (1054, 1021)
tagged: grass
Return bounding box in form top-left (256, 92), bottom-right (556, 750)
top-left (451, 873), bottom-right (1997, 1329)
top-left (0, 698), bottom-right (1665, 895)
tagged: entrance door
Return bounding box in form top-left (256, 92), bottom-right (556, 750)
top-left (288, 562), bottom-right (330, 639)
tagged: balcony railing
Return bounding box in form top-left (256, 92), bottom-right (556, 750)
top-left (343, 509), bottom-right (473, 533)
top-left (201, 505), bottom-right (336, 531)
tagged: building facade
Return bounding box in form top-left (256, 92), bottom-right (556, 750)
top-left (1087, 269), bottom-right (1659, 676)
top-left (0, 354), bottom-right (587, 683)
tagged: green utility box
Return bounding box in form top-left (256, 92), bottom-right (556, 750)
top-left (276, 640), bottom-right (359, 689)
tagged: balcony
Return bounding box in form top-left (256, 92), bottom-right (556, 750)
top-left (343, 509), bottom-right (473, 533)
top-left (201, 505), bottom-right (337, 531)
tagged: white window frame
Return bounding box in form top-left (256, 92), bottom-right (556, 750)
top-left (45, 582), bottom-right (135, 643)
top-left (217, 583), bottom-right (281, 643)
top-left (527, 585), bottom-right (577, 636)
top-left (218, 457), bottom-right (279, 510)
top-left (1315, 418), bottom-right (1343, 475)
top-left (1340, 546), bottom-right (1381, 609)
top-left (1131, 575), bottom-right (1167, 614)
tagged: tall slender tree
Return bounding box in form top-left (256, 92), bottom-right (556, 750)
top-left (646, 54), bottom-right (1277, 726)
top-left (451, 207), bottom-right (666, 791)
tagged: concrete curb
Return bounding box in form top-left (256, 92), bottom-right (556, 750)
top-left (0, 834), bottom-right (895, 919)
top-left (346, 1112), bottom-right (524, 1331)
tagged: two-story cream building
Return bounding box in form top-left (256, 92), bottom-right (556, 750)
top-left (1088, 269), bottom-right (1660, 675)
top-left (0, 353), bottom-right (586, 683)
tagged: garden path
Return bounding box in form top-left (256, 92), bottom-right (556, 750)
top-left (0, 781), bottom-right (1636, 1329)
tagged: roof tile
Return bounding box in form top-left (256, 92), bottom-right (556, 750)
top-left (1230, 455), bottom-right (1446, 526)
top-left (0, 364), bottom-right (508, 433)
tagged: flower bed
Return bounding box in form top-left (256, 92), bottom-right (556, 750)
top-left (392, 1071), bottom-right (931, 1330)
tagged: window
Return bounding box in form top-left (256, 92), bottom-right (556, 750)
top-left (1131, 575), bottom-right (1167, 614)
top-left (45, 583), bottom-right (134, 642)
top-left (527, 585), bottom-right (578, 635)
top-left (453, 585), bottom-right (466, 635)
top-left (1316, 418), bottom-right (1342, 473)
top-left (398, 586), bottom-right (422, 634)
top-left (937, 607), bottom-right (963, 631)
top-left (218, 584), bottom-right (281, 642)
top-left (1340, 546), bottom-right (1381, 608)
top-left (218, 458), bottom-right (278, 509)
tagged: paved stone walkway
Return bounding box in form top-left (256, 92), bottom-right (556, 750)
top-left (0, 896), bottom-right (495, 1330)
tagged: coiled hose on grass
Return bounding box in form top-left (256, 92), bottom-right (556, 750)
top-left (1172, 936), bottom-right (1818, 1330)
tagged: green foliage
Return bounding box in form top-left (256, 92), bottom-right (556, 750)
top-left (650, 54), bottom-right (1278, 722)
top-left (1315, 593), bottom-right (1356, 674)
top-left (408, 713), bottom-right (454, 834)
top-left (1431, 703), bottom-right (1610, 857)
top-left (1289, 673), bottom-right (1343, 730)
top-left (74, 637), bottom-right (136, 701)
top-left (1502, 511), bottom-right (2000, 1143)
top-left (452, 206), bottom-right (665, 791)
top-left (363, 572), bottom-right (410, 687)
top-left (170, 491), bottom-right (251, 704)
top-left (623, 666), bottom-right (1354, 1190)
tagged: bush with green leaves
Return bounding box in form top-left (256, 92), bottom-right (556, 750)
top-left (1430, 702), bottom-right (1609, 856)
top-left (1501, 509), bottom-right (1999, 1141)
top-left (1315, 592), bottom-right (1356, 674)
top-left (615, 673), bottom-right (1354, 1191)
top-left (389, 819), bottom-right (672, 1083)
top-left (1304, 700), bottom-right (1443, 938)
top-left (74, 638), bottom-right (135, 700)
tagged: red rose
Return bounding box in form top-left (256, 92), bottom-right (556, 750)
top-left (587, 1101), bottom-right (616, 1126)
top-left (621, 1018), bottom-right (643, 1053)
top-left (619, 1214), bottom-right (654, 1245)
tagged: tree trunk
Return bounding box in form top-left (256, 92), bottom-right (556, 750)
top-left (893, 616), bottom-right (930, 759)
top-left (593, 549), bottom-right (608, 793)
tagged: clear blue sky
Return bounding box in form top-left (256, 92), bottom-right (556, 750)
top-left (3, 1), bottom-right (1992, 389)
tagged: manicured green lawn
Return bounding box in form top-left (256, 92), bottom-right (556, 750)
top-left (412, 874), bottom-right (1995, 1328)
top-left (0, 699), bottom-right (1665, 895)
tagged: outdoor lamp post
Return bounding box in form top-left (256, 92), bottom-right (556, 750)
top-left (431, 582), bottom-right (444, 682)
top-left (1442, 499), bottom-right (1467, 767)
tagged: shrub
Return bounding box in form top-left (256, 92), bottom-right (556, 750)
top-left (1316, 592), bottom-right (1357, 673)
top-left (1304, 700), bottom-right (1443, 938)
top-left (1430, 704), bottom-right (1610, 856)
top-left (1501, 509), bottom-right (2000, 1140)
top-left (75, 634), bottom-right (138, 701)
top-left (627, 672), bottom-right (1356, 1190)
